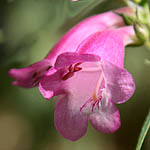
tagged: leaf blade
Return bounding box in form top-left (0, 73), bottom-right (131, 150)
top-left (136, 109), bottom-right (150, 150)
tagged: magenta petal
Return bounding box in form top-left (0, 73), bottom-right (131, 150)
top-left (55, 52), bottom-right (100, 70)
top-left (8, 59), bottom-right (52, 88)
top-left (54, 96), bottom-right (88, 141)
top-left (76, 26), bottom-right (135, 68)
top-left (89, 99), bottom-right (121, 133)
top-left (39, 83), bottom-right (54, 100)
top-left (46, 11), bottom-right (124, 64)
top-left (101, 60), bottom-right (135, 104)
top-left (76, 30), bottom-right (124, 68)
top-left (39, 68), bottom-right (66, 100)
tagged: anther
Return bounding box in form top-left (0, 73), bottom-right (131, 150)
top-left (32, 72), bottom-right (38, 78)
top-left (62, 63), bottom-right (82, 80)
top-left (62, 72), bottom-right (74, 80)
top-left (46, 66), bottom-right (52, 71)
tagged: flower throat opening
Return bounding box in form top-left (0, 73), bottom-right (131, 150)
top-left (62, 62), bottom-right (105, 102)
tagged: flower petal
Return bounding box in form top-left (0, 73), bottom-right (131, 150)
top-left (8, 59), bottom-right (52, 88)
top-left (55, 52), bottom-right (100, 70)
top-left (101, 60), bottom-right (135, 104)
top-left (89, 98), bottom-right (121, 133)
top-left (39, 67), bottom-right (66, 100)
top-left (76, 26), bottom-right (135, 68)
top-left (54, 96), bottom-right (88, 141)
top-left (46, 11), bottom-right (124, 64)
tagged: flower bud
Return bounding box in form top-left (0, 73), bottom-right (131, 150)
top-left (134, 22), bottom-right (150, 44)
top-left (133, 0), bottom-right (142, 4)
top-left (119, 14), bottom-right (136, 25)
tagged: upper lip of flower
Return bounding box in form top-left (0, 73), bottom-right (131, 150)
top-left (8, 7), bottom-right (132, 88)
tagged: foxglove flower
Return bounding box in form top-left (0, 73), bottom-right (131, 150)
top-left (8, 8), bottom-right (128, 88)
top-left (39, 26), bottom-right (136, 141)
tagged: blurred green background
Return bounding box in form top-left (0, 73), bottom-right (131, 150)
top-left (0, 0), bottom-right (150, 149)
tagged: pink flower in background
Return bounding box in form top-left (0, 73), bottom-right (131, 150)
top-left (39, 26), bottom-right (135, 141)
top-left (8, 8), bottom-right (128, 88)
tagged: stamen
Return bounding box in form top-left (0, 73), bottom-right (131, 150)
top-left (74, 62), bottom-right (82, 67)
top-left (93, 73), bottom-right (104, 101)
top-left (93, 92), bottom-right (97, 101)
top-left (74, 66), bottom-right (82, 72)
top-left (81, 68), bottom-right (101, 72)
top-left (46, 66), bottom-right (52, 71)
top-left (62, 63), bottom-right (82, 80)
top-left (62, 72), bottom-right (74, 80)
top-left (80, 98), bottom-right (101, 112)
top-left (92, 100), bottom-right (100, 112)
top-left (92, 101), bottom-right (97, 112)
top-left (80, 62), bottom-right (101, 72)
top-left (79, 62), bottom-right (105, 112)
top-left (69, 64), bottom-right (73, 72)
top-left (32, 72), bottom-right (38, 78)
top-left (80, 98), bottom-right (92, 112)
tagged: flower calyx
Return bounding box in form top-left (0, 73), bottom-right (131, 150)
top-left (121, 0), bottom-right (150, 48)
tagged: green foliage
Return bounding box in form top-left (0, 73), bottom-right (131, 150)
top-left (136, 110), bottom-right (150, 150)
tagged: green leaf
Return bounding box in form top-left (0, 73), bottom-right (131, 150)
top-left (136, 109), bottom-right (150, 150)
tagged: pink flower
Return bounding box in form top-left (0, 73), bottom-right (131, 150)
top-left (39, 26), bottom-right (135, 141)
top-left (8, 8), bottom-right (127, 88)
top-left (8, 7), bottom-right (136, 141)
